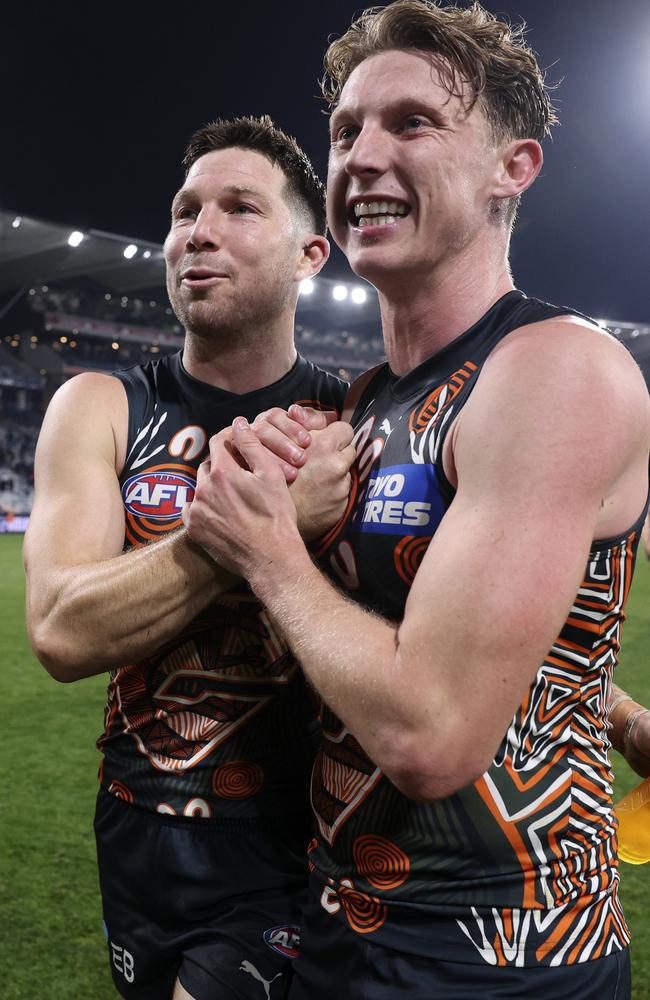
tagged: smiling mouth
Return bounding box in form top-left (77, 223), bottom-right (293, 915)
top-left (349, 200), bottom-right (410, 228)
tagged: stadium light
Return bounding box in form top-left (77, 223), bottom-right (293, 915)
top-left (68, 230), bottom-right (84, 247)
top-left (332, 284), bottom-right (348, 301)
top-left (351, 287), bottom-right (367, 305)
top-left (143, 250), bottom-right (152, 259)
top-left (299, 278), bottom-right (315, 296)
top-left (11, 216), bottom-right (22, 229)
top-left (124, 244), bottom-right (138, 259)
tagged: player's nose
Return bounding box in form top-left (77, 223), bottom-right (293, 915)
top-left (186, 206), bottom-right (222, 251)
top-left (345, 123), bottom-right (390, 179)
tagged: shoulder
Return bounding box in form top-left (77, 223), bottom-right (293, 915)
top-left (40, 373), bottom-right (129, 471)
top-left (452, 315), bottom-right (649, 503)
top-left (476, 315), bottom-right (648, 424)
top-left (47, 371), bottom-right (128, 417)
top-left (490, 314), bottom-right (641, 375)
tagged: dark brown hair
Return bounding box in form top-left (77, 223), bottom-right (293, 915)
top-left (322, 0), bottom-right (558, 144)
top-left (183, 115), bottom-right (326, 235)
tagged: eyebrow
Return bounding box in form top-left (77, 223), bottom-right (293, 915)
top-left (329, 96), bottom-right (450, 134)
top-left (172, 183), bottom-right (272, 211)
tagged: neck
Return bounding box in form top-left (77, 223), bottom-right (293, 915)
top-left (375, 242), bottom-right (515, 376)
top-left (182, 317), bottom-right (298, 394)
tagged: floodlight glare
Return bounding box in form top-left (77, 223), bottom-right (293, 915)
top-left (68, 230), bottom-right (84, 247)
top-left (124, 244), bottom-right (138, 259)
top-left (351, 287), bottom-right (367, 304)
top-left (143, 249), bottom-right (152, 259)
top-left (299, 278), bottom-right (315, 295)
top-left (332, 284), bottom-right (348, 301)
top-left (12, 216), bottom-right (22, 229)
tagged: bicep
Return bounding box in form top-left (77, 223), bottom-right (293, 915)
top-left (24, 375), bottom-right (127, 593)
top-left (397, 329), bottom-right (643, 759)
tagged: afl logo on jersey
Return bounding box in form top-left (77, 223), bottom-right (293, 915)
top-left (263, 925), bottom-right (300, 959)
top-left (122, 470), bottom-right (195, 520)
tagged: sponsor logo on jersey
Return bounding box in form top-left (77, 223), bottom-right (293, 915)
top-left (352, 463), bottom-right (446, 536)
top-left (263, 924), bottom-right (300, 958)
top-left (122, 470), bottom-right (195, 520)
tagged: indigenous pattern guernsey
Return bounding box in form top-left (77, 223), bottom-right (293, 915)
top-left (98, 351), bottom-right (346, 819)
top-left (311, 292), bottom-right (643, 966)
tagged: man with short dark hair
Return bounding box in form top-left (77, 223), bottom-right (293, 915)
top-left (25, 115), bottom-right (354, 1000)
top-left (183, 5), bottom-right (650, 997)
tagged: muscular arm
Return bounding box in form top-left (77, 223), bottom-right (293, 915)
top-left (24, 373), bottom-right (235, 682)
top-left (185, 323), bottom-right (650, 800)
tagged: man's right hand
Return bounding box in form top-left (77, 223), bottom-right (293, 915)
top-left (229, 406), bottom-right (356, 540)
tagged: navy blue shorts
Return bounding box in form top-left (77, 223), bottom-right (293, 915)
top-left (289, 884), bottom-right (632, 1000)
top-left (94, 788), bottom-right (312, 1000)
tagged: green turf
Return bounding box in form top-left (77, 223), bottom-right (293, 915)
top-left (1, 533), bottom-right (649, 998)
top-left (0, 534), bottom-right (114, 999)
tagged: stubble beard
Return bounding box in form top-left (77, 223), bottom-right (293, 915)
top-left (169, 278), bottom-right (294, 350)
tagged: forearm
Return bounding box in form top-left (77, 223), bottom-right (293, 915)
top-left (28, 529), bottom-right (236, 680)
top-left (248, 538), bottom-right (458, 797)
top-left (608, 683), bottom-right (650, 777)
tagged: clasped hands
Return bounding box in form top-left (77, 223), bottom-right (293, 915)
top-left (183, 404), bottom-right (355, 580)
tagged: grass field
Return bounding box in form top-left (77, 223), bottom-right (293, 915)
top-left (1, 532), bottom-right (649, 999)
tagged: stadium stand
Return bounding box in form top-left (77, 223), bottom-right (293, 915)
top-left (1, 209), bottom-right (648, 530)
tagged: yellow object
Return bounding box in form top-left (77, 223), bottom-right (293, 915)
top-left (616, 777), bottom-right (650, 865)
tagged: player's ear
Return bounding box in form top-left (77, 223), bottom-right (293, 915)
top-left (492, 138), bottom-right (543, 201)
top-left (296, 235), bottom-right (330, 281)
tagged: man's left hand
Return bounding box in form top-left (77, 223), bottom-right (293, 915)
top-left (183, 418), bottom-right (300, 579)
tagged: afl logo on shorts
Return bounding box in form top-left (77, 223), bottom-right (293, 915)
top-left (263, 925), bottom-right (300, 959)
top-left (122, 470), bottom-right (195, 520)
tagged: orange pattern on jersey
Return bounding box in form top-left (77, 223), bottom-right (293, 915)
top-left (108, 779), bottom-right (134, 804)
top-left (102, 594), bottom-right (297, 774)
top-left (408, 362), bottom-right (477, 434)
top-left (212, 761), bottom-right (264, 799)
top-left (393, 535), bottom-right (432, 586)
top-left (353, 835), bottom-right (410, 890)
top-left (338, 881), bottom-right (387, 935)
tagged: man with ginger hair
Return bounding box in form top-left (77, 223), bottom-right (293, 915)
top-left (184, 3), bottom-right (649, 997)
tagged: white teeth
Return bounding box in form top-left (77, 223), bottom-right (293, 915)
top-left (353, 200), bottom-right (408, 220)
top-left (355, 213), bottom-right (400, 228)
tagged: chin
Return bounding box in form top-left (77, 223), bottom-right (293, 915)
top-left (348, 248), bottom-right (403, 284)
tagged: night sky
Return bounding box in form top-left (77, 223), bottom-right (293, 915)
top-left (4, 0), bottom-right (650, 322)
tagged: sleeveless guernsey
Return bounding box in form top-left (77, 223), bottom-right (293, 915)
top-left (310, 291), bottom-right (643, 966)
top-left (98, 350), bottom-right (346, 819)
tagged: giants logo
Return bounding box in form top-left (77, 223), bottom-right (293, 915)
top-left (122, 468), bottom-right (195, 521)
top-left (263, 925), bottom-right (300, 958)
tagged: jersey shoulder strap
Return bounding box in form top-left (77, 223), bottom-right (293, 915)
top-left (341, 364), bottom-right (385, 423)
